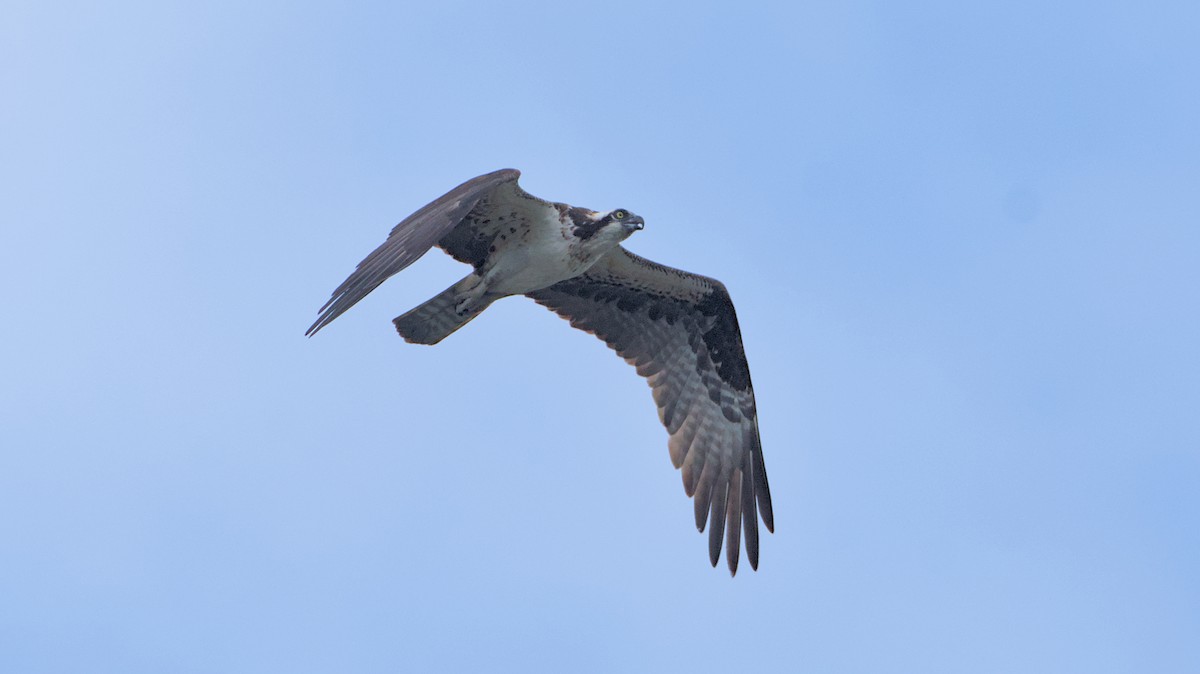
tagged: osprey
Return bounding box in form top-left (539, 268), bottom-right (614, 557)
top-left (308, 169), bottom-right (773, 574)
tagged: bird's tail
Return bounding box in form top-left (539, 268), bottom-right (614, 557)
top-left (393, 275), bottom-right (496, 345)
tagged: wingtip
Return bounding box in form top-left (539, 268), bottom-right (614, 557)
top-left (306, 302), bottom-right (339, 337)
top-left (708, 531), bottom-right (723, 568)
top-left (759, 494), bottom-right (775, 533)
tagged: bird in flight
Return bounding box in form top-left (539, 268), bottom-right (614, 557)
top-left (307, 169), bottom-right (773, 574)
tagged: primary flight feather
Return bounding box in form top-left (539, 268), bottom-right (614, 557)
top-left (308, 169), bottom-right (773, 574)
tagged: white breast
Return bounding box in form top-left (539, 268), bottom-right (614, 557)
top-left (485, 208), bottom-right (591, 295)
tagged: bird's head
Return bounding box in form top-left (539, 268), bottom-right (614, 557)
top-left (600, 208), bottom-right (645, 237)
top-left (570, 207), bottom-right (645, 243)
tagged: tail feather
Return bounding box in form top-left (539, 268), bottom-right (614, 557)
top-left (393, 277), bottom-right (494, 345)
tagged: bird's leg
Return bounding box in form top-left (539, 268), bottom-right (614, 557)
top-left (453, 271), bottom-right (493, 316)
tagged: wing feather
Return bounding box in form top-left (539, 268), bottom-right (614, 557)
top-left (752, 422), bottom-right (774, 533)
top-left (741, 451), bottom-right (760, 570)
top-left (527, 247), bottom-right (773, 575)
top-left (306, 168), bottom-right (521, 336)
top-left (725, 467), bottom-right (743, 573)
top-left (693, 445), bottom-right (717, 531)
top-left (708, 480), bottom-right (729, 567)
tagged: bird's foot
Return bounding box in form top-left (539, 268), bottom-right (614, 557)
top-left (453, 289), bottom-right (486, 316)
top-left (453, 296), bottom-right (474, 316)
top-left (452, 272), bottom-right (491, 316)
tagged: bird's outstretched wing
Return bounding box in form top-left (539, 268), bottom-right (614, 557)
top-left (527, 247), bottom-right (773, 574)
top-left (306, 168), bottom-right (522, 336)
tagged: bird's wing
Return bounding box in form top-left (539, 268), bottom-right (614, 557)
top-left (526, 247), bottom-right (773, 574)
top-left (306, 168), bottom-right (524, 336)
top-left (435, 176), bottom-right (554, 268)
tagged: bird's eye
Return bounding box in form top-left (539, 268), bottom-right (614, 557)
top-left (612, 210), bottom-right (627, 220)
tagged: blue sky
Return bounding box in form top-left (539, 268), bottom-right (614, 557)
top-left (2, 1), bottom-right (1198, 671)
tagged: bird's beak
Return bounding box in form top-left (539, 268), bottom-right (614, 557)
top-left (625, 215), bottom-right (645, 232)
